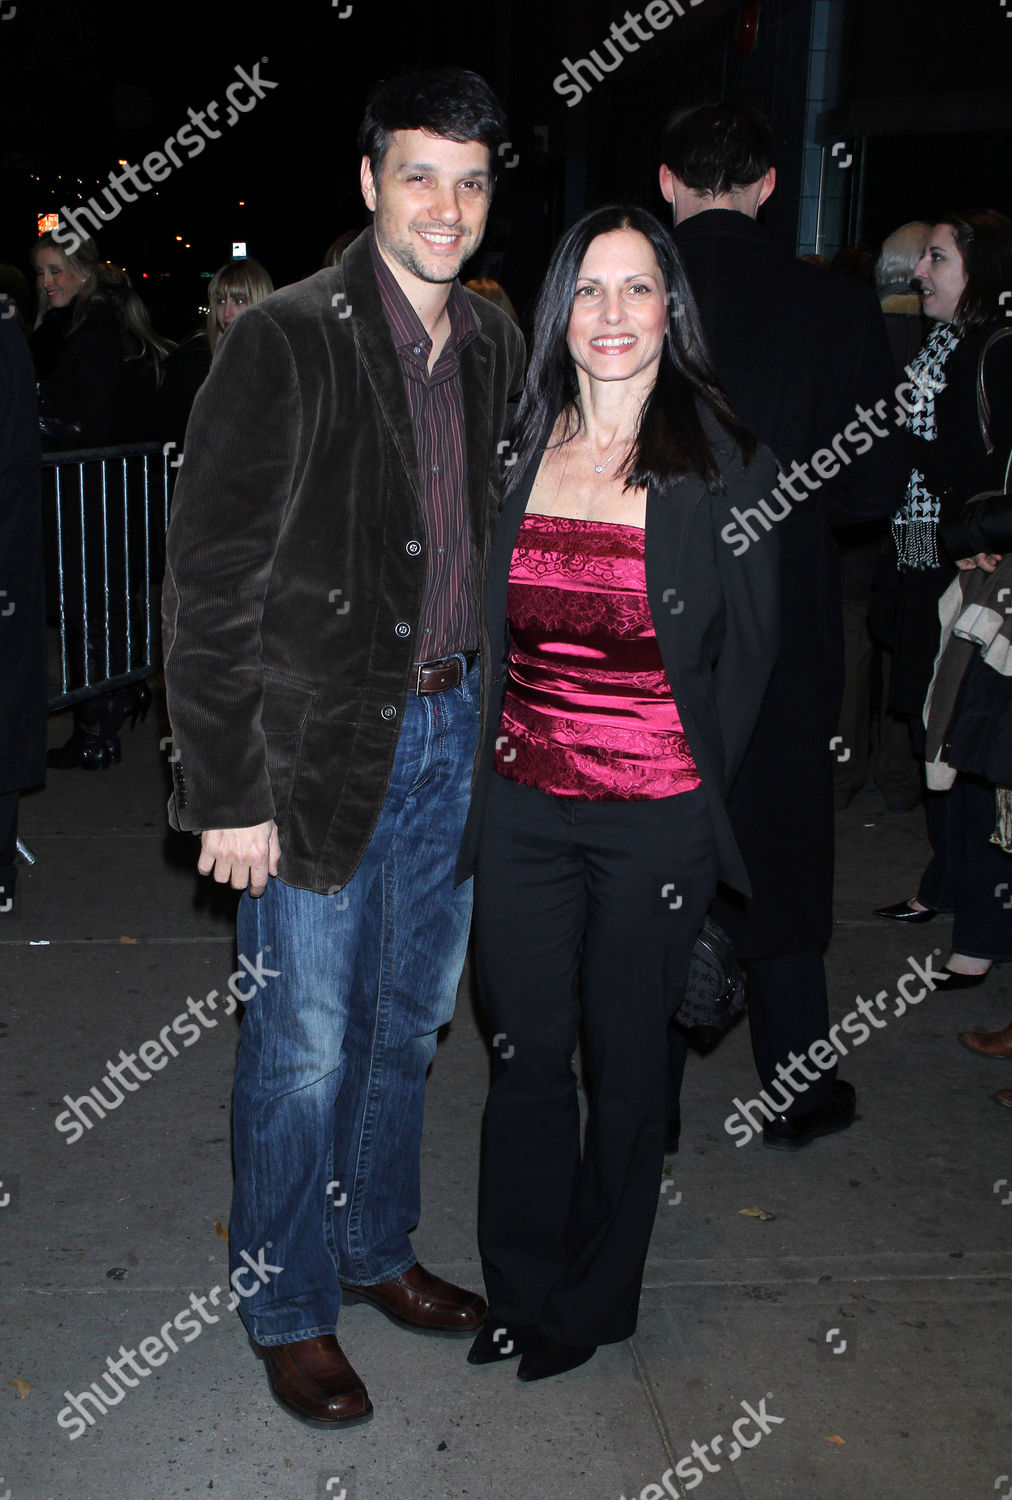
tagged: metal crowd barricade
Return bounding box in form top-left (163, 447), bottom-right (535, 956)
top-left (41, 442), bottom-right (173, 711)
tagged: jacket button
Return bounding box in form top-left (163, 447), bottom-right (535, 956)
top-left (381, 704), bottom-right (397, 721)
top-left (405, 539), bottom-right (422, 557)
top-left (395, 621), bottom-right (411, 638)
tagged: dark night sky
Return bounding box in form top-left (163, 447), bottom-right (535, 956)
top-left (3, 0), bottom-right (1011, 336)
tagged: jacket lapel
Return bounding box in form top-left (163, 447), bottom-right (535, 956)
top-left (342, 233), bottom-right (421, 503)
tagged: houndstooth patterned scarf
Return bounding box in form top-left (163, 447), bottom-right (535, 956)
top-left (891, 321), bottom-right (962, 570)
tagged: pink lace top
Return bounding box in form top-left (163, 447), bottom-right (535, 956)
top-left (495, 513), bottom-right (701, 800)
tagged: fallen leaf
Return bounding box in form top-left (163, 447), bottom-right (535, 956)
top-left (825, 1435), bottom-right (846, 1446)
top-left (9, 1377), bottom-right (32, 1398)
top-left (739, 1205), bottom-right (775, 1221)
top-left (119, 936), bottom-right (137, 944)
top-left (213, 1218), bottom-right (229, 1243)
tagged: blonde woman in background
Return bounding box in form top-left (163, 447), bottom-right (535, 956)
top-left (207, 257), bottom-right (273, 352)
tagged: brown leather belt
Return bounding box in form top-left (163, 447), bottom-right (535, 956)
top-left (410, 652), bottom-right (478, 695)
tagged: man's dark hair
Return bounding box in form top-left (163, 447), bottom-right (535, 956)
top-left (508, 203), bottom-right (756, 496)
top-left (940, 208), bottom-right (1012, 331)
top-left (660, 102), bottom-right (775, 196)
top-left (358, 68), bottom-right (508, 181)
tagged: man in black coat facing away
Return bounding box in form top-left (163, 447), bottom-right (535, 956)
top-left (658, 103), bottom-right (905, 1148)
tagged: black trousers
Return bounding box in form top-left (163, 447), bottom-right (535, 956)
top-left (472, 774), bottom-right (716, 1346)
top-left (919, 776), bottom-right (1012, 961)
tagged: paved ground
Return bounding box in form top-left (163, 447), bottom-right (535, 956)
top-left (2, 697), bottom-right (1010, 1500)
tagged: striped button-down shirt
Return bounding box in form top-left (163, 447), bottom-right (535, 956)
top-left (371, 234), bottom-right (478, 660)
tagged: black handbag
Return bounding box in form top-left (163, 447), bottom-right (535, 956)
top-left (674, 916), bottom-right (746, 1048)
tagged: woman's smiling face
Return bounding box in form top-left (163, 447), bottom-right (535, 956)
top-left (566, 229), bottom-right (668, 386)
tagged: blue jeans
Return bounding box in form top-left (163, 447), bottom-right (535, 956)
top-left (230, 659), bottom-right (479, 1345)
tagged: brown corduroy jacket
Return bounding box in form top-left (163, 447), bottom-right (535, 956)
top-left (162, 229), bottom-right (525, 893)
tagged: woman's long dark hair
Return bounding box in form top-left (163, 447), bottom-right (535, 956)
top-left (941, 208), bottom-right (1012, 332)
top-left (507, 204), bottom-right (756, 494)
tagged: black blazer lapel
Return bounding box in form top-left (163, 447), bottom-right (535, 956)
top-left (484, 456), bottom-right (541, 669)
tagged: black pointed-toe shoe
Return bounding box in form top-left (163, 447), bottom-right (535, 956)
top-left (872, 899), bottom-right (937, 923)
top-left (516, 1336), bottom-right (597, 1382)
top-left (935, 966), bottom-right (992, 991)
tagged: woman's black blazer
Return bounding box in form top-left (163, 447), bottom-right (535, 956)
top-left (457, 426), bottom-right (781, 895)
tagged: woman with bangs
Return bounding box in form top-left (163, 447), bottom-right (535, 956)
top-left (206, 257), bottom-right (273, 353)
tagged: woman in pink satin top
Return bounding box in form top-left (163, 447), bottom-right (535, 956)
top-left (459, 206), bottom-right (780, 1382)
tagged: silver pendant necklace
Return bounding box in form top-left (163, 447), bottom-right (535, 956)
top-left (583, 438), bottom-right (626, 475)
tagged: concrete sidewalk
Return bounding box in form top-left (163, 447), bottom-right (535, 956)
top-left (2, 697), bottom-right (1009, 1500)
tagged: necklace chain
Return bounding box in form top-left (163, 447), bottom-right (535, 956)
top-left (582, 435), bottom-right (630, 475)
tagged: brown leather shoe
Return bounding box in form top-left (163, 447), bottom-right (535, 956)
top-left (994, 1088), bottom-right (1012, 1109)
top-left (341, 1262), bottom-right (487, 1335)
top-left (259, 1335), bottom-right (372, 1428)
top-left (957, 1023), bottom-right (1012, 1059)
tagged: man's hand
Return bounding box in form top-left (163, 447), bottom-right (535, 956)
top-left (957, 552), bottom-right (1003, 572)
top-left (198, 821), bottom-right (280, 897)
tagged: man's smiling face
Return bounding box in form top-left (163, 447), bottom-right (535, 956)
top-left (360, 128), bottom-right (492, 288)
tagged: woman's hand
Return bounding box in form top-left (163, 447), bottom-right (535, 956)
top-left (956, 552), bottom-right (1003, 571)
